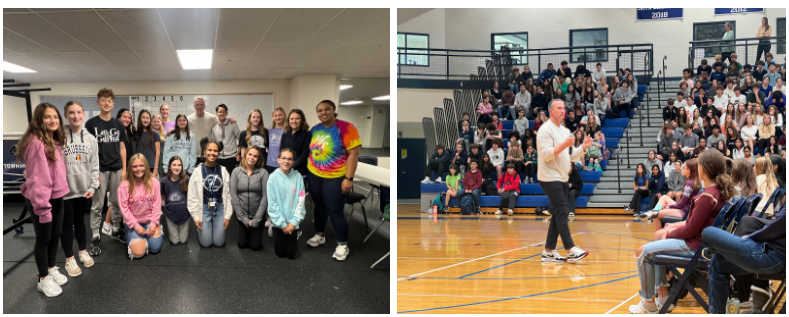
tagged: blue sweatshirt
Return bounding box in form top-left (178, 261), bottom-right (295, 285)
top-left (267, 168), bottom-right (306, 229)
top-left (163, 131), bottom-right (197, 174)
top-left (539, 69), bottom-right (556, 84)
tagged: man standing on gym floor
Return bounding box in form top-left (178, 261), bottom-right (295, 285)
top-left (536, 99), bottom-right (591, 263)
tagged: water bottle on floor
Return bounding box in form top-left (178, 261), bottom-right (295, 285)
top-left (726, 298), bottom-right (740, 314)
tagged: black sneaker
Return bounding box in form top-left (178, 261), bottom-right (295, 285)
top-left (118, 229), bottom-right (127, 244)
top-left (110, 228), bottom-right (121, 241)
top-left (88, 236), bottom-right (102, 256)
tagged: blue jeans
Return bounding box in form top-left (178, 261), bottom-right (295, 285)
top-left (308, 173), bottom-right (349, 244)
top-left (497, 106), bottom-right (511, 120)
top-left (198, 203), bottom-right (226, 247)
top-left (457, 188), bottom-right (481, 208)
top-left (703, 227), bottom-right (786, 314)
top-left (124, 222), bottom-right (163, 257)
top-left (637, 238), bottom-right (695, 300)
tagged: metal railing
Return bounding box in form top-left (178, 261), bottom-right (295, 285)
top-left (688, 36), bottom-right (785, 69)
top-left (398, 43), bottom-right (654, 82)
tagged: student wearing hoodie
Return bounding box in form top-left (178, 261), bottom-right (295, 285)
top-left (188, 138), bottom-right (234, 248)
top-left (487, 139), bottom-right (505, 178)
top-left (512, 84), bottom-right (532, 121)
top-left (118, 154), bottom-right (164, 260)
top-left (458, 159), bottom-right (482, 212)
top-left (666, 160), bottom-right (686, 200)
top-left (60, 101), bottom-right (99, 277)
top-left (18, 103), bottom-right (70, 297)
top-left (161, 156), bottom-right (191, 245)
top-left (163, 114), bottom-right (197, 175)
top-left (513, 109), bottom-right (529, 138)
top-left (208, 104), bottom-right (242, 175)
top-left (280, 109), bottom-right (312, 176)
top-left (268, 148), bottom-right (307, 259)
top-left (646, 165), bottom-right (667, 211)
top-left (495, 163), bottom-right (521, 216)
top-left (422, 144), bottom-right (452, 183)
top-left (230, 145), bottom-right (269, 251)
top-left (450, 142), bottom-right (468, 175)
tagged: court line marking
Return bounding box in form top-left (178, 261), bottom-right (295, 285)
top-left (396, 270), bottom-right (638, 281)
top-left (397, 257), bottom-right (638, 264)
top-left (397, 274), bottom-right (639, 313)
top-left (398, 244), bottom-right (636, 252)
top-left (458, 251), bottom-right (550, 279)
top-left (605, 292), bottom-right (640, 314)
top-left (397, 293), bottom-right (624, 302)
top-left (396, 232), bottom-right (583, 282)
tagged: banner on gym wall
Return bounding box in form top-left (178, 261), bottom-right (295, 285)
top-left (714, 8), bottom-right (764, 15)
top-left (637, 8), bottom-right (683, 20)
top-left (3, 136), bottom-right (25, 182)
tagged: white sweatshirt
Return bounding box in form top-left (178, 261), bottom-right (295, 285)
top-left (537, 119), bottom-right (584, 182)
top-left (187, 163), bottom-right (234, 222)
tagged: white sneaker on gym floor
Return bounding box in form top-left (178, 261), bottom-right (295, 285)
top-left (435, 177), bottom-right (444, 183)
top-left (541, 250), bottom-right (567, 262)
top-left (640, 211), bottom-right (658, 219)
top-left (64, 258), bottom-right (82, 277)
top-left (421, 176), bottom-right (432, 184)
top-left (79, 252), bottom-right (94, 267)
top-left (507, 209), bottom-right (514, 216)
top-left (333, 245), bottom-right (349, 261)
top-left (307, 234), bottom-right (326, 247)
top-left (541, 210), bottom-right (552, 216)
top-left (101, 222), bottom-right (114, 236)
top-left (567, 246), bottom-right (589, 263)
top-left (47, 266), bottom-right (68, 285)
top-left (495, 209), bottom-right (503, 215)
top-left (37, 275), bottom-right (62, 297)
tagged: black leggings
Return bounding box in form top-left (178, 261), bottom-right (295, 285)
top-left (217, 157), bottom-right (237, 175)
top-left (61, 197), bottom-right (89, 258)
top-left (629, 189), bottom-right (650, 210)
top-left (757, 138), bottom-right (772, 155)
top-left (524, 163), bottom-right (537, 179)
top-left (236, 218), bottom-right (264, 251)
top-left (272, 227), bottom-right (298, 259)
top-left (29, 198), bottom-right (65, 278)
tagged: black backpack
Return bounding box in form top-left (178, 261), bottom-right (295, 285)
top-left (459, 195), bottom-right (476, 215)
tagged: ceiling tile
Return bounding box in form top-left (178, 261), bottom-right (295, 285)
top-left (71, 71), bottom-right (110, 82)
top-left (25, 53), bottom-right (86, 71)
top-left (3, 9), bottom-right (33, 13)
top-left (301, 9), bottom-right (388, 48)
top-left (3, 14), bottom-right (91, 52)
top-left (236, 68), bottom-right (270, 79)
top-left (153, 70), bottom-right (185, 81)
top-left (98, 9), bottom-right (173, 51)
top-left (137, 51), bottom-right (181, 70)
top-left (246, 47), bottom-right (335, 68)
top-left (182, 69), bottom-right (212, 81)
top-left (298, 66), bottom-right (337, 75)
top-left (215, 8), bottom-right (280, 50)
top-left (262, 67), bottom-right (299, 78)
top-left (3, 54), bottom-right (48, 71)
top-left (212, 50), bottom-right (253, 69)
top-left (101, 71), bottom-right (132, 81)
top-left (125, 70), bottom-right (156, 81)
top-left (158, 8), bottom-right (220, 50)
top-left (210, 68), bottom-right (239, 80)
top-left (99, 51), bottom-right (149, 70)
top-left (60, 52), bottom-right (120, 70)
top-left (345, 20), bottom-right (390, 47)
top-left (29, 9), bottom-right (96, 12)
top-left (38, 10), bottom-right (131, 52)
top-left (3, 28), bottom-right (52, 53)
top-left (258, 8), bottom-right (342, 48)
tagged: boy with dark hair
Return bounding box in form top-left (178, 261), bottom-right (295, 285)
top-left (697, 59), bottom-right (711, 81)
top-left (467, 143), bottom-right (484, 167)
top-left (728, 53), bottom-right (742, 76)
top-left (451, 142), bottom-right (468, 175)
top-left (499, 88), bottom-right (515, 120)
top-left (84, 88), bottom-right (129, 255)
top-left (752, 60), bottom-right (767, 82)
top-left (530, 85), bottom-right (548, 119)
top-left (766, 90), bottom-right (784, 111)
top-left (710, 62), bottom-right (727, 84)
top-left (748, 83), bottom-right (767, 110)
top-left (458, 159), bottom-right (482, 213)
top-left (539, 63), bottom-right (556, 84)
top-left (663, 98), bottom-right (678, 122)
top-left (557, 60), bottom-right (572, 79)
top-left (423, 144), bottom-right (451, 184)
top-left (495, 163), bottom-right (520, 216)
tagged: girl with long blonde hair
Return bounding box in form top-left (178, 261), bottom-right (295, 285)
top-left (266, 107), bottom-right (287, 174)
top-left (238, 109), bottom-right (269, 165)
top-left (118, 154), bottom-right (163, 260)
top-left (753, 157), bottom-right (779, 216)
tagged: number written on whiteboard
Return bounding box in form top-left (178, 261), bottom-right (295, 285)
top-left (141, 96), bottom-right (183, 103)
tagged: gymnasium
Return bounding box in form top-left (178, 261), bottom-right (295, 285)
top-left (3, 8), bottom-right (390, 313)
top-left (397, 8), bottom-right (786, 314)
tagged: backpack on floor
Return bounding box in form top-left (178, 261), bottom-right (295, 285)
top-left (459, 195), bottom-right (476, 215)
top-left (431, 193), bottom-right (446, 213)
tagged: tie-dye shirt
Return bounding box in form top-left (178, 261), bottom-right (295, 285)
top-left (308, 120), bottom-right (361, 179)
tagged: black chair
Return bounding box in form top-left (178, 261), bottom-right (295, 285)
top-left (346, 192), bottom-right (369, 230)
top-left (753, 273), bottom-right (786, 314)
top-left (357, 156), bottom-right (381, 207)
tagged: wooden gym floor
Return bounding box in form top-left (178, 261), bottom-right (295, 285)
top-left (396, 204), bottom-right (785, 314)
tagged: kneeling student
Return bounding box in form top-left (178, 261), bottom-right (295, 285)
top-left (118, 154), bottom-right (164, 259)
top-left (267, 148), bottom-right (306, 259)
top-left (230, 145), bottom-right (269, 251)
top-left (188, 138), bottom-right (233, 248)
top-left (161, 156), bottom-right (191, 245)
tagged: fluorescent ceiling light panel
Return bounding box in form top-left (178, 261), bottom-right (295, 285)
top-left (340, 85), bottom-right (353, 90)
top-left (176, 49), bottom-right (213, 69)
top-left (340, 100), bottom-right (363, 105)
top-left (372, 95), bottom-right (390, 100)
top-left (3, 61), bottom-right (36, 73)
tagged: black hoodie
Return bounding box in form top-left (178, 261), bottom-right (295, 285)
top-left (568, 167), bottom-right (583, 192)
top-left (280, 129), bottom-right (313, 175)
top-left (429, 150), bottom-right (451, 165)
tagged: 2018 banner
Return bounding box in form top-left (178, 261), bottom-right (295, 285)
top-left (637, 8), bottom-right (683, 20)
top-left (714, 8), bottom-right (764, 15)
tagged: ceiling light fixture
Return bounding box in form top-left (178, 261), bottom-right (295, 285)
top-left (372, 95), bottom-right (390, 100)
top-left (340, 100), bottom-right (363, 105)
top-left (340, 85), bottom-right (353, 90)
top-left (176, 49), bottom-right (213, 70)
top-left (3, 61), bottom-right (36, 73)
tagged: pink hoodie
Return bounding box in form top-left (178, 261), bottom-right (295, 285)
top-left (20, 136), bottom-right (69, 223)
top-left (118, 179), bottom-right (162, 231)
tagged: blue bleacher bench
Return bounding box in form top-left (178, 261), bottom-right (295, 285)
top-left (421, 182), bottom-right (595, 195)
top-left (602, 118), bottom-right (629, 128)
top-left (448, 195), bottom-right (590, 208)
top-left (600, 127), bottom-right (624, 138)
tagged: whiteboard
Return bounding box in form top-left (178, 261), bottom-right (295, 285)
top-left (129, 94), bottom-right (274, 131)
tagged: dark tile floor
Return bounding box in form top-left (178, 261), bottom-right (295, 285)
top-left (3, 187), bottom-right (390, 314)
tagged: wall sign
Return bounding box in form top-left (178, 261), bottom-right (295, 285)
top-left (714, 8), bottom-right (764, 15)
top-left (637, 8), bottom-right (683, 20)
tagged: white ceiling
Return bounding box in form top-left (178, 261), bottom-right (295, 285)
top-left (339, 78), bottom-right (390, 106)
top-left (2, 8), bottom-right (390, 83)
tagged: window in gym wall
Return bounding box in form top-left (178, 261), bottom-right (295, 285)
top-left (397, 32), bottom-right (429, 66)
top-left (570, 28), bottom-right (608, 63)
top-left (778, 18), bottom-right (786, 54)
top-left (491, 32), bottom-right (528, 65)
top-left (693, 21), bottom-right (736, 58)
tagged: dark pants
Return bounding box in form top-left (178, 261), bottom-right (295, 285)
top-left (29, 198), bottom-right (64, 278)
top-left (482, 179), bottom-right (497, 195)
top-left (539, 181), bottom-right (575, 250)
top-left (217, 157), bottom-right (237, 175)
top-left (265, 165), bottom-right (278, 174)
top-left (567, 188), bottom-right (580, 215)
top-left (524, 163), bottom-right (537, 179)
top-left (647, 192), bottom-right (664, 210)
top-left (498, 190), bottom-right (518, 210)
top-left (758, 138), bottom-right (771, 155)
top-left (614, 102), bottom-right (630, 117)
top-left (721, 51), bottom-right (734, 64)
top-left (478, 114), bottom-right (492, 125)
top-left (236, 218), bottom-right (264, 251)
top-left (426, 162), bottom-right (446, 178)
top-left (629, 189), bottom-right (650, 210)
top-left (273, 227), bottom-right (298, 259)
top-left (732, 216), bottom-right (773, 302)
top-left (61, 197), bottom-right (89, 258)
top-left (457, 188), bottom-right (481, 208)
top-left (756, 42), bottom-right (771, 64)
top-left (308, 172), bottom-right (349, 244)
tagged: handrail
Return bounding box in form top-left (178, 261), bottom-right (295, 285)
top-left (397, 43), bottom-right (656, 52)
top-left (625, 122), bottom-right (632, 169)
top-left (688, 36), bottom-right (782, 44)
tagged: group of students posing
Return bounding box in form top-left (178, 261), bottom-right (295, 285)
top-left (16, 88), bottom-right (363, 298)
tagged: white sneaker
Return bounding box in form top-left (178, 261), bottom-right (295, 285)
top-left (507, 209), bottom-right (514, 216)
top-left (541, 250), bottom-right (567, 262)
top-left (421, 176), bottom-right (432, 184)
top-left (567, 246), bottom-right (589, 263)
top-left (495, 209), bottom-right (503, 215)
top-left (36, 275), bottom-right (63, 297)
top-left (307, 234), bottom-right (325, 247)
top-left (541, 210), bottom-right (552, 216)
top-left (48, 266), bottom-right (68, 285)
top-left (64, 258), bottom-right (82, 277)
top-left (78, 252), bottom-right (94, 267)
top-left (629, 300), bottom-right (658, 314)
top-left (101, 222), bottom-right (114, 236)
top-left (435, 177), bottom-right (444, 183)
top-left (333, 245), bottom-right (349, 261)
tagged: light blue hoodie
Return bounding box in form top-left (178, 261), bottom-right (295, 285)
top-left (163, 131), bottom-right (197, 174)
top-left (266, 168), bottom-right (306, 229)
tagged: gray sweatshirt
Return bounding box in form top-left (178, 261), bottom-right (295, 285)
top-left (667, 171), bottom-right (685, 192)
top-left (707, 133), bottom-right (726, 148)
top-left (63, 126), bottom-right (100, 200)
top-left (679, 133), bottom-right (700, 149)
top-left (229, 167), bottom-right (269, 228)
top-left (513, 117), bottom-right (529, 135)
top-left (208, 120), bottom-right (241, 159)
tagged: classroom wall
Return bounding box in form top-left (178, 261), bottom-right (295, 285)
top-left (399, 8), bottom-right (786, 77)
top-left (340, 104), bottom-right (374, 146)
